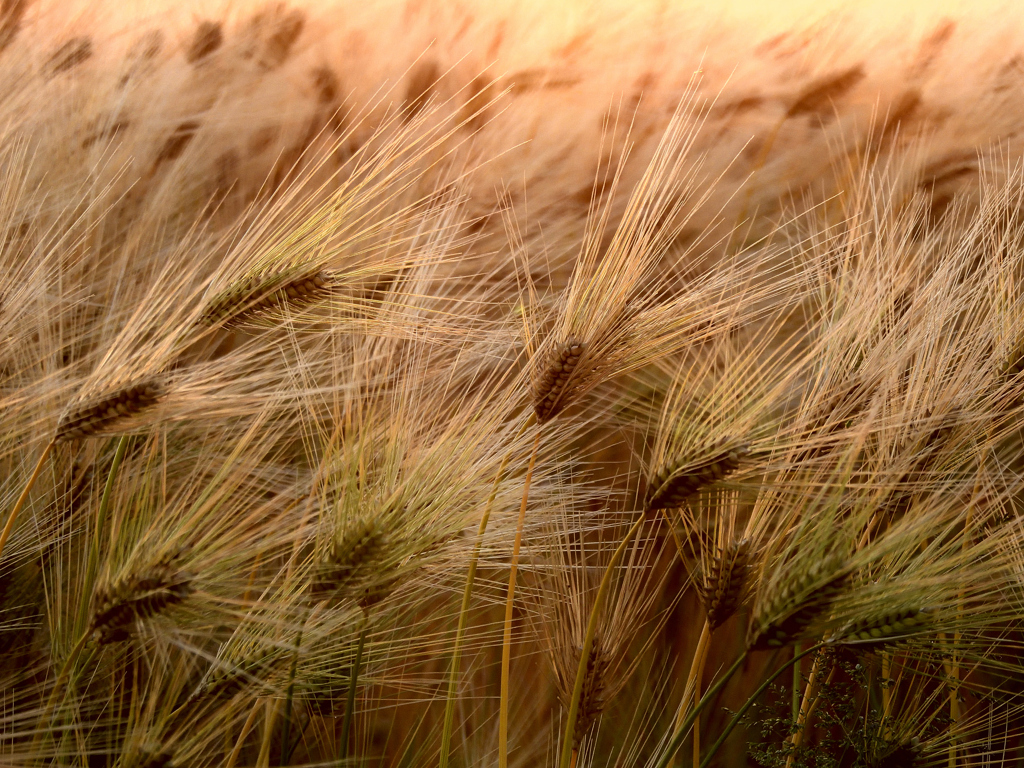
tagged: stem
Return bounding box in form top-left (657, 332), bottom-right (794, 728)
top-left (558, 511), bottom-right (651, 768)
top-left (698, 644), bottom-right (824, 768)
top-left (677, 619), bottom-right (712, 729)
top-left (80, 436), bottom-right (130, 628)
top-left (340, 621), bottom-right (369, 762)
top-left (0, 439), bottom-right (55, 560)
top-left (440, 417), bottom-right (531, 768)
top-left (257, 698), bottom-right (279, 768)
top-left (280, 617), bottom-right (308, 764)
top-left (32, 631), bottom-right (91, 759)
top-left (693, 661), bottom-right (702, 768)
top-left (226, 698), bottom-right (263, 768)
top-left (882, 652), bottom-right (893, 733)
top-left (792, 643), bottom-right (801, 724)
top-left (674, 619), bottom-right (711, 766)
top-left (654, 650), bottom-right (749, 768)
top-left (498, 429), bottom-right (541, 768)
top-left (804, 661), bottom-right (836, 731)
top-left (785, 646), bottom-right (824, 768)
top-left (949, 449), bottom-right (983, 767)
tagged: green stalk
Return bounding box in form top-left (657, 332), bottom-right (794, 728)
top-left (280, 618), bottom-right (307, 764)
top-left (498, 428), bottom-right (542, 768)
top-left (32, 631), bottom-right (92, 760)
top-left (80, 436), bottom-right (131, 623)
top-left (339, 622), bottom-right (369, 762)
top-left (440, 417), bottom-right (531, 768)
top-left (74, 436), bottom-right (130, 638)
top-left (792, 643), bottom-right (801, 722)
top-left (654, 651), bottom-right (749, 768)
top-left (557, 511), bottom-right (651, 768)
top-left (697, 644), bottom-right (824, 768)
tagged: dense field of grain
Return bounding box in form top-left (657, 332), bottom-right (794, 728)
top-left (3, 1), bottom-right (1024, 766)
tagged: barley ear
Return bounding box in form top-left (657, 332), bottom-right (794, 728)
top-left (747, 555), bottom-right (849, 651)
top-left (90, 552), bottom-right (194, 644)
top-left (56, 378), bottom-right (166, 442)
top-left (533, 338), bottom-right (586, 422)
top-left (828, 606), bottom-right (934, 650)
top-left (646, 442), bottom-right (750, 511)
top-left (197, 268), bottom-right (334, 329)
top-left (698, 538), bottom-right (751, 629)
top-left (308, 517), bottom-right (387, 605)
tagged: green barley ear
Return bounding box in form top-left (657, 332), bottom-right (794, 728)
top-left (90, 551), bottom-right (193, 644)
top-left (191, 636), bottom-right (284, 702)
top-left (308, 517), bottom-right (387, 605)
top-left (645, 441), bottom-right (750, 511)
top-left (828, 605), bottom-right (934, 650)
top-left (539, 508), bottom-right (670, 754)
top-left (747, 551), bottom-right (849, 651)
top-left (56, 378), bottom-right (166, 442)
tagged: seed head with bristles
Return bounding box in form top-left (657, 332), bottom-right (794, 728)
top-left (646, 441), bottom-right (750, 511)
top-left (56, 378), bottom-right (165, 442)
top-left (516, 83), bottom-right (807, 424)
top-left (537, 507), bottom-right (672, 750)
top-left (196, 266), bottom-right (335, 329)
top-left (532, 336), bottom-right (586, 422)
top-left (747, 551), bottom-right (850, 651)
top-left (90, 552), bottom-right (193, 644)
top-left (829, 605), bottom-right (934, 650)
top-left (697, 538), bottom-right (751, 629)
top-left (309, 516), bottom-right (387, 605)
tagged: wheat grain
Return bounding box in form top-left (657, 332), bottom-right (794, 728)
top-left (567, 638), bottom-right (608, 748)
top-left (309, 517), bottom-right (386, 604)
top-left (0, 0), bottom-right (26, 54)
top-left (830, 606), bottom-right (933, 650)
top-left (786, 65), bottom-right (865, 120)
top-left (747, 554), bottom-right (849, 651)
top-left (186, 21), bottom-right (223, 65)
top-left (46, 37), bottom-right (92, 78)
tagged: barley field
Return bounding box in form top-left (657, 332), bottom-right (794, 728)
top-left (3, 1), bottom-right (1024, 766)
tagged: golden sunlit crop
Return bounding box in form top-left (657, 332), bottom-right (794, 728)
top-left (2, 1), bottom-right (1024, 767)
